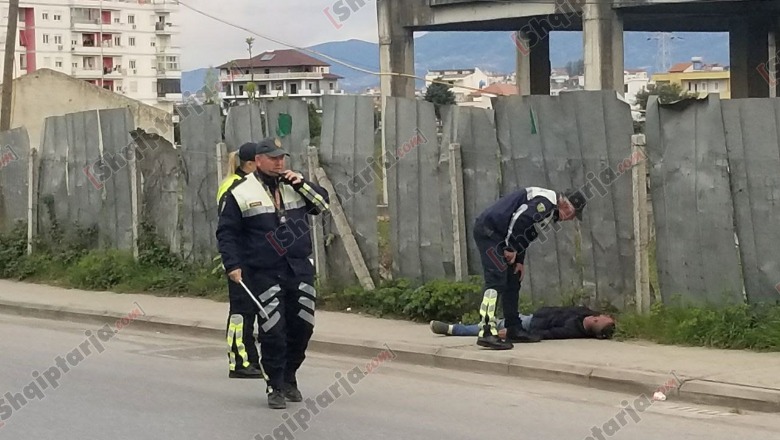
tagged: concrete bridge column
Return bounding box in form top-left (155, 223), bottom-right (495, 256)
top-left (582, 0), bottom-right (624, 93)
top-left (378, 0), bottom-right (416, 99)
top-left (515, 30), bottom-right (551, 95)
top-left (730, 18), bottom-right (772, 98)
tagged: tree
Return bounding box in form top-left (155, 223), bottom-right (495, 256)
top-left (424, 78), bottom-right (456, 119)
top-left (565, 59), bottom-right (585, 77)
top-left (634, 82), bottom-right (690, 111)
top-left (201, 67), bottom-right (221, 105)
top-left (246, 37), bottom-right (256, 99)
top-left (308, 102), bottom-right (322, 145)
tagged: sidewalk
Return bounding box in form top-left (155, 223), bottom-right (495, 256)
top-left (1, 280), bottom-right (779, 413)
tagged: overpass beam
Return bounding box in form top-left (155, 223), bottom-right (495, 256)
top-left (378, 0), bottom-right (416, 99)
top-left (583, 1), bottom-right (624, 92)
top-left (515, 30), bottom-right (551, 96)
top-left (730, 18), bottom-right (772, 99)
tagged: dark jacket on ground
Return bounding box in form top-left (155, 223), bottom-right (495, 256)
top-left (528, 306), bottom-right (600, 340)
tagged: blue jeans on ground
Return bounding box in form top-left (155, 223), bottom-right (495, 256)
top-left (452, 314), bottom-right (533, 337)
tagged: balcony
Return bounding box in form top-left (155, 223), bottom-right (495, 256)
top-left (155, 68), bottom-right (181, 79)
top-left (154, 22), bottom-right (179, 34)
top-left (72, 67), bottom-right (102, 79)
top-left (156, 45), bottom-right (181, 55)
top-left (71, 43), bottom-right (124, 55)
top-left (71, 18), bottom-right (109, 32)
top-left (218, 72), bottom-right (325, 82)
top-left (152, 0), bottom-right (178, 13)
top-left (158, 92), bottom-right (183, 102)
top-left (103, 67), bottom-right (125, 77)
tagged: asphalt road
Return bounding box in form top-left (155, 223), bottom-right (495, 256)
top-left (1, 313), bottom-right (779, 440)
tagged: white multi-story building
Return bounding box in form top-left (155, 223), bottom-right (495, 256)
top-left (425, 67), bottom-right (491, 103)
top-left (0, 0), bottom-right (181, 112)
top-left (218, 49), bottom-right (344, 108)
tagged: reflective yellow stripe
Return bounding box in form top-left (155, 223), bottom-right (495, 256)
top-left (299, 182), bottom-right (329, 212)
top-left (234, 321), bottom-right (251, 369)
top-left (217, 175), bottom-right (243, 204)
top-left (227, 322), bottom-right (237, 371)
top-left (478, 289), bottom-right (499, 337)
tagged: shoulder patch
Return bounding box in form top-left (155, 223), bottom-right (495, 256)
top-left (536, 203), bottom-right (546, 213)
top-left (249, 201), bottom-right (264, 208)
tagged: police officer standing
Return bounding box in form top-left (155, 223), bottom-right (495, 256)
top-left (216, 142), bottom-right (264, 379)
top-left (216, 138), bottom-right (329, 409)
top-left (472, 187), bottom-right (586, 350)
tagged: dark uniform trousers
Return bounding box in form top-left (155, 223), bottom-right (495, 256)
top-left (473, 222), bottom-right (522, 337)
top-left (246, 262), bottom-right (316, 391)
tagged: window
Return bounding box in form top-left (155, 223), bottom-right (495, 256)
top-left (329, 83), bottom-right (334, 90)
top-left (129, 60), bottom-right (136, 69)
top-left (714, 82), bottom-right (719, 91)
top-left (114, 18), bottom-right (120, 24)
top-left (166, 56), bottom-right (178, 70)
top-left (151, 40), bottom-right (156, 47)
top-left (19, 54), bottom-right (26, 70)
top-left (54, 14), bottom-right (61, 21)
top-left (19, 12), bottom-right (25, 22)
top-left (72, 62), bottom-right (78, 68)
top-left (54, 35), bottom-right (62, 45)
top-left (42, 34), bottom-right (49, 44)
top-left (42, 12), bottom-right (49, 20)
top-left (128, 15), bottom-right (135, 24)
top-left (129, 37), bottom-right (135, 46)
top-left (55, 59), bottom-right (63, 68)
top-left (114, 36), bottom-right (121, 46)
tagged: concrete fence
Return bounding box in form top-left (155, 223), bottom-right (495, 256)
top-left (3, 92), bottom-right (778, 311)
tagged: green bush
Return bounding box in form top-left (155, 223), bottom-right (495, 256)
top-left (67, 250), bottom-right (137, 290)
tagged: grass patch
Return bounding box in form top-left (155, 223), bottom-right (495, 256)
top-left (615, 302), bottom-right (780, 351)
top-left (0, 221), bottom-right (226, 302)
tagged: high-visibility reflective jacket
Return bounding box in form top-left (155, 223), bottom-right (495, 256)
top-left (216, 170), bottom-right (329, 277)
top-left (217, 168), bottom-right (248, 213)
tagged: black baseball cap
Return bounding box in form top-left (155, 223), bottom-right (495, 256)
top-left (238, 142), bottom-right (258, 161)
top-left (255, 137), bottom-right (289, 158)
top-left (564, 190), bottom-right (587, 220)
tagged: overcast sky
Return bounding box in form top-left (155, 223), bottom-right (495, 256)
top-left (178, 0), bottom-right (380, 70)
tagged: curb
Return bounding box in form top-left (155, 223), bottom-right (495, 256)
top-left (2, 300), bottom-right (778, 414)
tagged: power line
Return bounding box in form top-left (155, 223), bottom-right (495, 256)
top-left (176, 0), bottom-right (499, 94)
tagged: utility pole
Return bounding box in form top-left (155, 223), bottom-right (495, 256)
top-left (1, 0), bottom-right (21, 131)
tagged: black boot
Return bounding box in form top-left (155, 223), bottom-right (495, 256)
top-left (229, 365), bottom-right (265, 379)
top-left (283, 382), bottom-right (303, 402)
top-left (267, 388), bottom-right (287, 409)
top-left (505, 326), bottom-right (541, 343)
top-left (477, 334), bottom-right (514, 350)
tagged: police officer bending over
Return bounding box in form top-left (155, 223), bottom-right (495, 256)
top-left (473, 186), bottom-right (586, 350)
top-left (216, 138), bottom-right (329, 409)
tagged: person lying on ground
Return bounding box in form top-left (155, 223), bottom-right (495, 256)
top-left (430, 306), bottom-right (616, 340)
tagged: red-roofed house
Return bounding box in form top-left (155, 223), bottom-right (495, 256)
top-left (218, 49), bottom-right (344, 107)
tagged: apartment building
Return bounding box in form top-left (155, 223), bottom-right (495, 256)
top-left (651, 57), bottom-right (731, 99)
top-left (218, 49), bottom-right (344, 108)
top-left (0, 0), bottom-right (182, 112)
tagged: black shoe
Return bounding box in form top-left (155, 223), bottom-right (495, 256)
top-left (283, 383), bottom-right (303, 402)
top-left (505, 327), bottom-right (541, 343)
top-left (229, 365), bottom-right (264, 379)
top-left (267, 389), bottom-right (287, 409)
top-left (477, 335), bottom-right (514, 350)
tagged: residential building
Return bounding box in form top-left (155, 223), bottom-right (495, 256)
top-left (651, 57), bottom-right (731, 98)
top-left (624, 69), bottom-right (649, 105)
top-left (0, 0), bottom-right (182, 112)
top-left (217, 49), bottom-right (344, 107)
top-left (425, 67), bottom-right (490, 103)
top-left (463, 83), bottom-right (519, 109)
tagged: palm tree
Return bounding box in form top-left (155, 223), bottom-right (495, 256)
top-left (246, 37), bottom-right (256, 100)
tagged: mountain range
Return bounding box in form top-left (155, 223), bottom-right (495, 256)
top-left (182, 31), bottom-right (729, 94)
